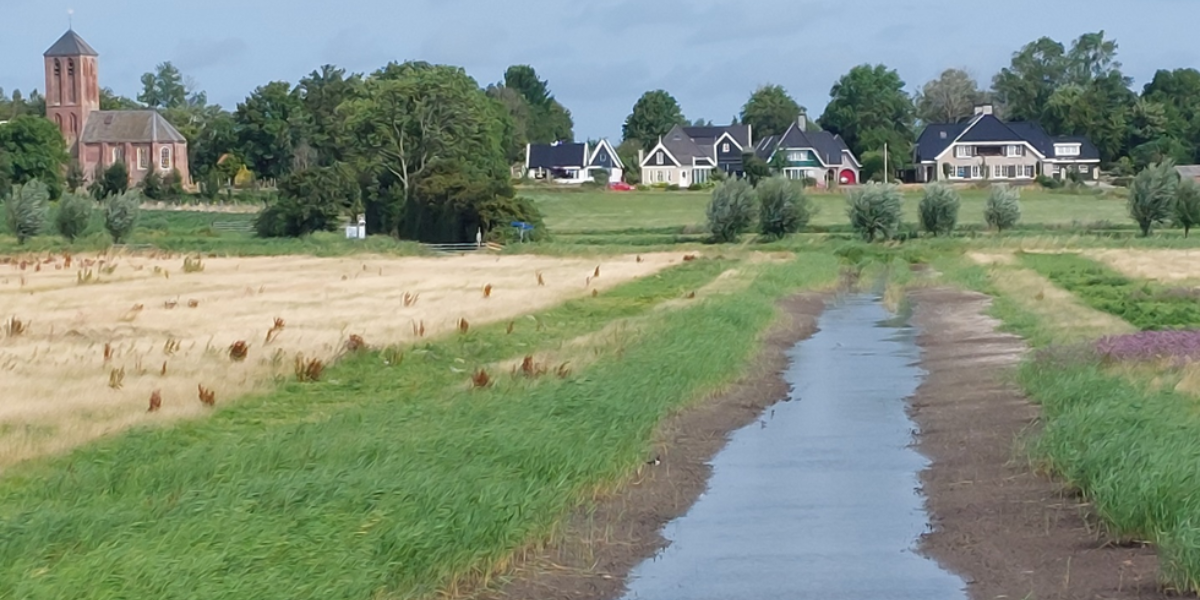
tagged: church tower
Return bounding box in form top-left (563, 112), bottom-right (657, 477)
top-left (44, 30), bottom-right (100, 156)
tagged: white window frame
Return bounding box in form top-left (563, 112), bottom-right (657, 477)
top-left (1024, 165), bottom-right (1035, 178)
top-left (993, 165), bottom-right (1003, 178)
top-left (137, 147), bottom-right (150, 171)
top-left (956, 166), bottom-right (969, 179)
top-left (721, 143), bottom-right (730, 153)
top-left (693, 168), bottom-right (710, 184)
top-left (655, 153), bottom-right (663, 166)
top-left (971, 165), bottom-right (981, 178)
top-left (1007, 145), bottom-right (1024, 157)
top-left (1055, 144), bottom-right (1081, 157)
top-left (160, 146), bottom-right (172, 170)
top-left (112, 147), bottom-right (124, 164)
top-left (955, 145), bottom-right (973, 158)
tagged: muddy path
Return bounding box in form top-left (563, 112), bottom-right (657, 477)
top-left (910, 288), bottom-right (1165, 600)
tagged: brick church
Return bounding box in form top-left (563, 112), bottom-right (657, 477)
top-left (43, 29), bottom-right (190, 187)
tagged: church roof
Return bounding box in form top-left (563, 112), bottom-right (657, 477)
top-left (80, 111), bottom-right (187, 144)
top-left (45, 30), bottom-right (99, 57)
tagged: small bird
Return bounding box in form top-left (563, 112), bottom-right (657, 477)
top-left (646, 456), bottom-right (661, 466)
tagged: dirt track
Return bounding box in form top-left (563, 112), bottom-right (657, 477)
top-left (911, 288), bottom-right (1165, 600)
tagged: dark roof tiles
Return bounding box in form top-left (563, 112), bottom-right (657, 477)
top-left (45, 30), bottom-right (98, 57)
top-left (527, 142), bottom-right (587, 169)
top-left (80, 111), bottom-right (187, 144)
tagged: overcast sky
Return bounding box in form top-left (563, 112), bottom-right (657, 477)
top-left (3, 0), bottom-right (1198, 140)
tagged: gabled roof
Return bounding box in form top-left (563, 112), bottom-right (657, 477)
top-left (587, 139), bottom-right (624, 169)
top-left (756, 123), bottom-right (858, 167)
top-left (644, 125), bottom-right (714, 166)
top-left (527, 142), bottom-right (587, 170)
top-left (916, 113), bottom-right (1100, 162)
top-left (80, 111), bottom-right (187, 144)
top-left (683, 124), bottom-right (751, 150)
top-left (45, 30), bottom-right (98, 57)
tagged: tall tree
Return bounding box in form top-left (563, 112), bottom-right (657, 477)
top-left (486, 85), bottom-right (531, 164)
top-left (623, 90), bottom-right (686, 149)
top-left (1142, 68), bottom-right (1200, 162)
top-left (1065, 31), bottom-right (1125, 86)
top-left (740, 84), bottom-right (804, 138)
top-left (296, 65), bottom-right (363, 164)
top-left (819, 64), bottom-right (915, 169)
top-left (914, 68), bottom-right (986, 124)
top-left (991, 37), bottom-right (1069, 123)
top-left (0, 115), bottom-right (69, 199)
top-left (504, 65), bottom-right (552, 110)
top-left (138, 62), bottom-right (189, 109)
top-left (100, 88), bottom-right (141, 111)
top-left (234, 81), bottom-right (304, 180)
top-left (499, 65), bottom-right (572, 144)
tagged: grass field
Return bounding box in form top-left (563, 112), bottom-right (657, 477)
top-left (0, 251), bottom-right (841, 599)
top-left (526, 188), bottom-right (1134, 233)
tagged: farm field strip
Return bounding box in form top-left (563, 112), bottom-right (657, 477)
top-left (0, 251), bottom-right (681, 468)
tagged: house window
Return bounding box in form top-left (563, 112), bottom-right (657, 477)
top-left (137, 147), bottom-right (150, 170)
top-left (112, 147), bottom-right (125, 164)
top-left (787, 150), bottom-right (809, 162)
top-left (1055, 144), bottom-right (1081, 157)
top-left (1007, 145), bottom-right (1025, 157)
top-left (693, 169), bottom-right (709, 184)
top-left (971, 166), bottom-right (981, 178)
top-left (993, 165), bottom-right (1003, 178)
top-left (160, 147), bottom-right (172, 170)
top-left (1023, 165), bottom-right (1034, 178)
top-left (655, 153), bottom-right (663, 166)
top-left (1077, 165), bottom-right (1090, 174)
top-left (955, 145), bottom-right (973, 158)
top-left (722, 143), bottom-right (730, 153)
top-left (655, 170), bottom-right (665, 183)
top-left (956, 166), bottom-right (969, 178)
top-left (1004, 165), bottom-right (1017, 178)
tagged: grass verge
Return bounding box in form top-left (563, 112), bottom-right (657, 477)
top-left (0, 252), bottom-right (839, 599)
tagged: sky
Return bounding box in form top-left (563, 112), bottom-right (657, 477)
top-left (3, 0), bottom-right (1199, 141)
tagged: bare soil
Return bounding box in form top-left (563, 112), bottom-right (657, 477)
top-left (474, 294), bottom-right (828, 600)
top-left (910, 288), bottom-right (1167, 600)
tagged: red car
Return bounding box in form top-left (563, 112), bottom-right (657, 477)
top-left (608, 182), bottom-right (635, 192)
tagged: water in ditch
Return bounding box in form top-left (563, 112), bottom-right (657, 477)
top-left (620, 294), bottom-right (967, 600)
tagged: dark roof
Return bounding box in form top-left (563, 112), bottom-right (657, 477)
top-left (916, 113), bottom-right (1101, 162)
top-left (660, 126), bottom-right (713, 165)
top-left (756, 123), bottom-right (856, 166)
top-left (45, 30), bottom-right (98, 57)
top-left (683, 124), bottom-right (752, 149)
top-left (586, 140), bottom-right (624, 169)
top-left (80, 111), bottom-right (187, 144)
top-left (527, 142), bottom-right (587, 169)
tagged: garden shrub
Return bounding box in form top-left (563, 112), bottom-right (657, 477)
top-left (55, 192), bottom-right (93, 241)
top-left (984, 184), bottom-right (1021, 232)
top-left (846, 183), bottom-right (902, 242)
top-left (757, 177), bottom-right (811, 239)
top-left (706, 179), bottom-right (756, 243)
top-left (918, 183), bottom-right (960, 236)
top-left (104, 190), bottom-right (141, 244)
top-left (1129, 161), bottom-right (1179, 237)
top-left (1175, 178), bottom-right (1200, 238)
top-left (4, 180), bottom-right (50, 244)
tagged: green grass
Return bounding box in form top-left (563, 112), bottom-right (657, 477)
top-left (531, 188), bottom-right (1135, 234)
top-left (1020, 356), bottom-right (1200, 593)
top-left (1020, 252), bottom-right (1200, 330)
top-left (0, 253), bottom-right (841, 599)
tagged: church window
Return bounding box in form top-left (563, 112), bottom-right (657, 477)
top-left (53, 59), bottom-right (63, 105)
top-left (68, 60), bottom-right (77, 104)
top-left (160, 147), bottom-right (172, 170)
top-left (137, 147), bottom-right (150, 170)
top-left (70, 114), bottom-right (78, 136)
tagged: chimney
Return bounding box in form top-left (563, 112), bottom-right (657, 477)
top-left (974, 104), bottom-right (994, 116)
top-left (638, 149), bottom-right (645, 165)
top-left (797, 113), bottom-right (807, 130)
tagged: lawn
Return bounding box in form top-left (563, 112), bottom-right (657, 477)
top-left (527, 187), bottom-right (1133, 233)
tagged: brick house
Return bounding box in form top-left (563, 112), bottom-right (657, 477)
top-left (43, 29), bottom-right (190, 188)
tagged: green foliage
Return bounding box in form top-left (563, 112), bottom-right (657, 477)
top-left (1021, 252), bottom-right (1200, 330)
top-left (55, 192), bottom-right (93, 241)
top-left (706, 179), bottom-right (757, 243)
top-left (1035, 174), bottom-right (1063, 189)
top-left (140, 169), bottom-right (165, 200)
top-left (0, 115), bottom-right (69, 199)
top-left (591, 168), bottom-right (610, 187)
top-left (1175, 178), bottom-right (1200, 237)
top-left (235, 81), bottom-right (303, 180)
top-left (4, 179), bottom-right (50, 244)
top-left (622, 90), bottom-right (686, 149)
top-left (198, 171), bottom-right (221, 201)
top-left (846, 183), bottom-right (903, 242)
top-left (740, 84), bottom-right (803, 139)
top-left (741, 153), bottom-right (771, 187)
top-left (91, 162), bottom-right (130, 200)
top-left (1128, 161), bottom-right (1179, 236)
top-left (165, 169), bottom-right (186, 200)
top-left (914, 68), bottom-right (986, 125)
top-left (756, 177), bottom-right (811, 238)
top-left (983, 184), bottom-right (1021, 232)
top-left (138, 62), bottom-right (190, 109)
top-left (476, 195), bottom-right (547, 242)
top-left (65, 161), bottom-right (85, 193)
top-left (615, 139), bottom-right (641, 184)
top-left (918, 183), bottom-right (961, 236)
top-left (256, 166), bottom-right (355, 238)
top-left (104, 191), bottom-right (141, 244)
top-left (819, 64), bottom-right (915, 163)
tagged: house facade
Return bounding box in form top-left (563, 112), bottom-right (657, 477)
top-left (754, 116), bottom-right (861, 187)
top-left (639, 124), bottom-right (752, 186)
top-left (43, 29), bottom-right (190, 188)
top-left (915, 105), bottom-right (1099, 183)
top-left (524, 139), bottom-right (623, 183)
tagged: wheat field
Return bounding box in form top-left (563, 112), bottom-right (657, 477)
top-left (0, 250), bottom-right (679, 469)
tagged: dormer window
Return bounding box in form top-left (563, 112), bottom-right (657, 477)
top-left (1055, 143), bottom-right (1081, 157)
top-left (722, 143), bottom-right (730, 153)
top-left (655, 153), bottom-right (663, 165)
top-left (955, 145), bottom-right (974, 158)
